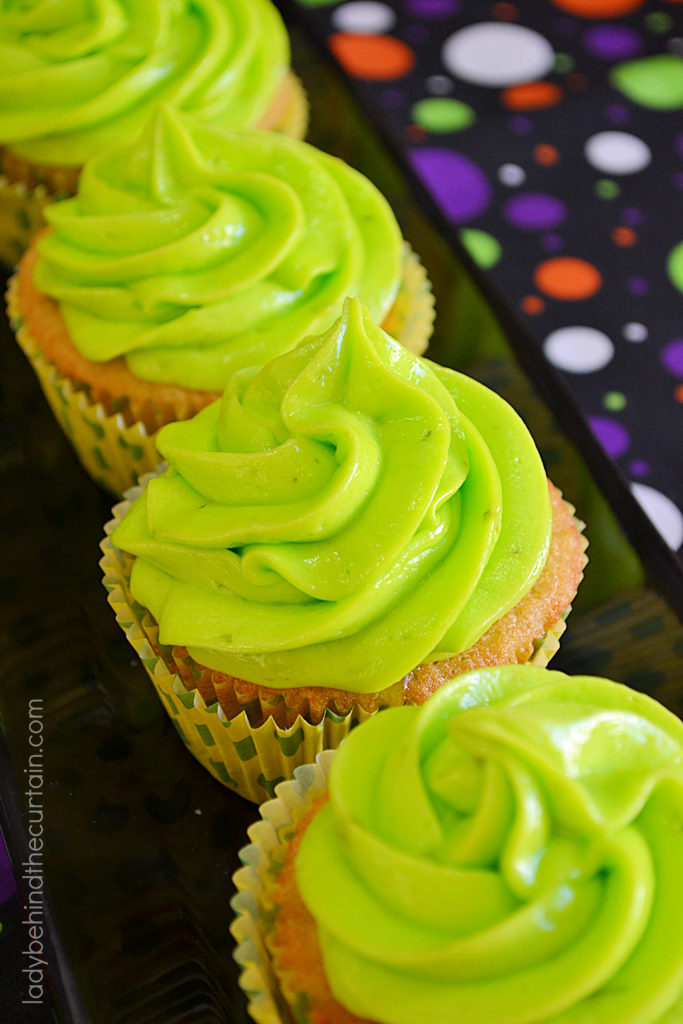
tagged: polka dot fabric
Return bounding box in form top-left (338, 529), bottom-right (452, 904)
top-left (296, 0), bottom-right (683, 552)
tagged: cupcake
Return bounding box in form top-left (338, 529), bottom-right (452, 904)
top-left (101, 298), bottom-right (586, 801)
top-left (0, 0), bottom-right (308, 265)
top-left (9, 108), bottom-right (433, 493)
top-left (232, 664), bottom-right (683, 1024)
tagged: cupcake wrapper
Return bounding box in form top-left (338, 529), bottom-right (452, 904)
top-left (230, 752), bottom-right (336, 1024)
top-left (100, 477), bottom-right (576, 804)
top-left (8, 244), bottom-right (434, 496)
top-left (273, 72), bottom-right (309, 141)
top-left (385, 242), bottom-right (435, 357)
top-left (0, 175), bottom-right (51, 269)
top-left (7, 274), bottom-right (160, 494)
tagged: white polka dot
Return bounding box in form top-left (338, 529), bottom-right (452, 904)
top-left (631, 483), bottom-right (683, 551)
top-left (543, 326), bottom-right (615, 373)
top-left (442, 23), bottom-right (555, 87)
top-left (427, 74), bottom-right (453, 95)
top-left (331, 1), bottom-right (396, 33)
top-left (498, 163), bottom-right (526, 186)
top-left (622, 321), bottom-right (648, 342)
top-left (584, 132), bottom-right (652, 176)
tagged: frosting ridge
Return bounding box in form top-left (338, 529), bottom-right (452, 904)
top-left (111, 299), bottom-right (551, 691)
top-left (296, 665), bottom-right (683, 1024)
top-left (0, 0), bottom-right (290, 165)
top-left (34, 108), bottom-right (403, 390)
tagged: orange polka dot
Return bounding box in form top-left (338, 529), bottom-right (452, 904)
top-left (612, 226), bottom-right (636, 247)
top-left (676, 383), bottom-right (683, 403)
top-left (549, 0), bottom-right (644, 16)
top-left (534, 144), bottom-right (560, 166)
top-left (503, 82), bottom-right (564, 110)
top-left (494, 2), bottom-right (519, 19)
top-left (329, 33), bottom-right (415, 80)
top-left (521, 295), bottom-right (546, 314)
top-left (534, 258), bottom-right (602, 300)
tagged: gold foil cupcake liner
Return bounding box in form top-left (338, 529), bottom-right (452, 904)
top-left (100, 477), bottom-right (575, 803)
top-left (230, 752), bottom-right (335, 1024)
top-left (8, 244), bottom-right (434, 496)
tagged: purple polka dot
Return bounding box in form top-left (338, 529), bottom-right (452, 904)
top-left (509, 115), bottom-right (533, 136)
top-left (589, 416), bottom-right (631, 458)
top-left (541, 232), bottom-right (564, 252)
top-left (404, 0), bottom-right (460, 17)
top-left (673, 172), bottom-right (683, 191)
top-left (504, 193), bottom-right (567, 231)
top-left (627, 276), bottom-right (649, 296)
top-left (380, 88), bottom-right (404, 109)
top-left (630, 460), bottom-right (650, 477)
top-left (661, 339), bottom-right (683, 377)
top-left (409, 148), bottom-right (492, 223)
top-left (622, 207), bottom-right (644, 227)
top-left (583, 25), bottom-right (643, 61)
top-left (606, 103), bottom-right (630, 126)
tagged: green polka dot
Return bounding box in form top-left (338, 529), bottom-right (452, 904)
top-left (603, 391), bottom-right (626, 411)
top-left (555, 53), bottom-right (574, 73)
top-left (667, 240), bottom-right (683, 294)
top-left (644, 11), bottom-right (672, 33)
top-left (595, 179), bottom-right (620, 200)
top-left (411, 97), bottom-right (475, 133)
top-left (610, 55), bottom-right (683, 111)
top-left (460, 229), bottom-right (501, 270)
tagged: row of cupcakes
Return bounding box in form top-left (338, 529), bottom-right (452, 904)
top-left (5, 1), bottom-right (586, 800)
top-left (4, 7), bottom-right (682, 1023)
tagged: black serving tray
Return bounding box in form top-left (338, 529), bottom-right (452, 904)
top-left (1, 19), bottom-right (682, 1024)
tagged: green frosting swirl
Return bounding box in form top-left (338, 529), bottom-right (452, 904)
top-left (111, 299), bottom-right (551, 692)
top-left (33, 108), bottom-right (403, 391)
top-left (297, 665), bottom-right (683, 1024)
top-left (0, 0), bottom-right (289, 165)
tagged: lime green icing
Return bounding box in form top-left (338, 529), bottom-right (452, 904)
top-left (297, 665), bottom-right (683, 1024)
top-left (33, 107), bottom-right (402, 391)
top-left (0, 0), bottom-right (289, 166)
top-left (111, 299), bottom-right (551, 692)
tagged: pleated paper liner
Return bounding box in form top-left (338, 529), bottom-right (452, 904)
top-left (230, 752), bottom-right (335, 1024)
top-left (0, 174), bottom-right (52, 269)
top-left (100, 472), bottom-right (578, 804)
top-left (7, 243), bottom-right (434, 496)
top-left (272, 71), bottom-right (310, 142)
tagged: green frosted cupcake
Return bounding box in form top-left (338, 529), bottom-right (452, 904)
top-left (101, 300), bottom-right (585, 802)
top-left (11, 109), bottom-right (433, 493)
top-left (232, 664), bottom-right (683, 1024)
top-left (0, 0), bottom-right (308, 264)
